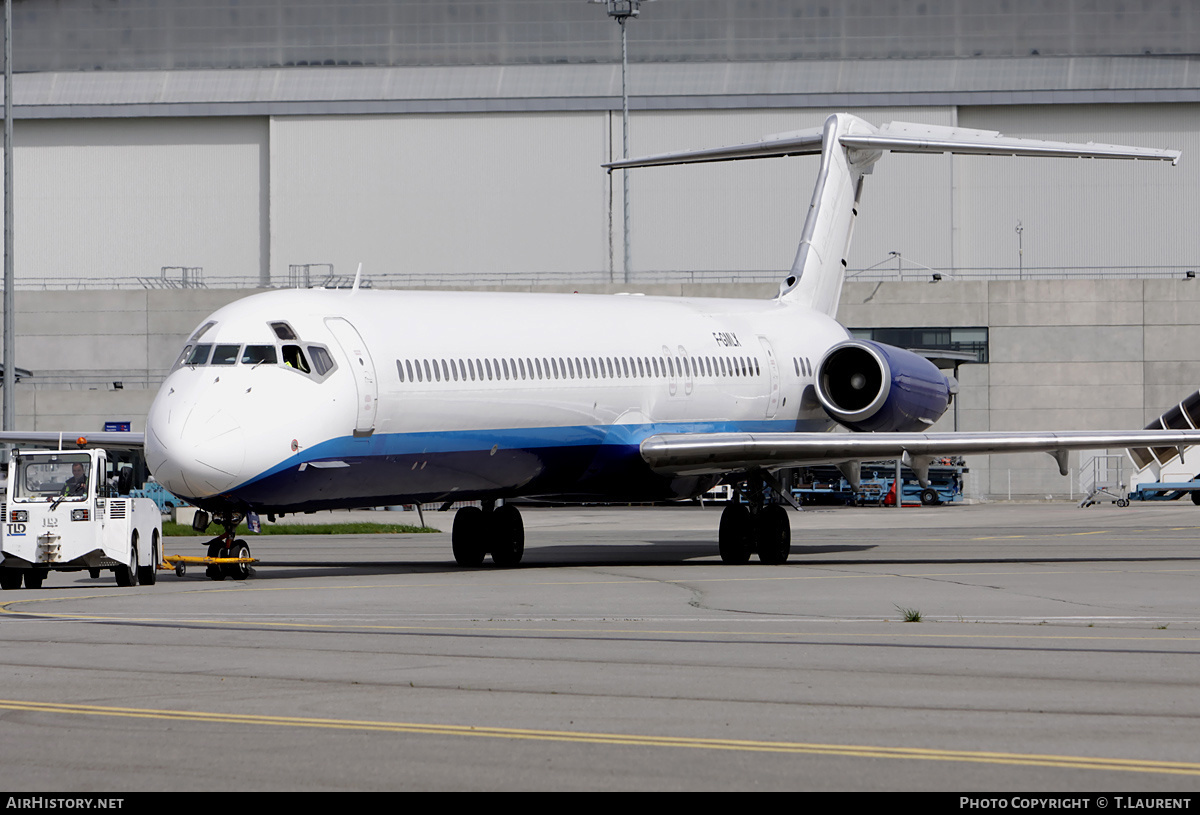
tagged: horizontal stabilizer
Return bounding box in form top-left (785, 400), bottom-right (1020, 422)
top-left (604, 127), bottom-right (825, 170)
top-left (605, 119), bottom-right (1181, 170)
top-left (847, 121), bottom-right (1181, 164)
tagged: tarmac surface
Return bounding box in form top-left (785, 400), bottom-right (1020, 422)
top-left (2, 500), bottom-right (1200, 791)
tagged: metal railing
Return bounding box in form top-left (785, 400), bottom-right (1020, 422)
top-left (15, 371), bottom-right (165, 390)
top-left (846, 265), bottom-right (1199, 283)
top-left (1, 265), bottom-right (1197, 291)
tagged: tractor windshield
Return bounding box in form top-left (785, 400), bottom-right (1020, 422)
top-left (12, 453), bottom-right (92, 503)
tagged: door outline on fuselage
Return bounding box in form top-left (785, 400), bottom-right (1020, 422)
top-left (325, 317), bottom-right (378, 437)
top-left (758, 336), bottom-right (780, 419)
top-left (662, 345), bottom-right (677, 397)
top-left (678, 345), bottom-right (694, 396)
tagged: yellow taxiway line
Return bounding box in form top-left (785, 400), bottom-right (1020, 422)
top-left (0, 698), bottom-right (1196, 776)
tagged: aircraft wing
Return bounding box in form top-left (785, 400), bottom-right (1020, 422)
top-left (640, 430), bottom-right (1200, 478)
top-left (0, 431), bottom-right (146, 452)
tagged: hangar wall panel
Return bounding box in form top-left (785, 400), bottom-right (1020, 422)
top-left (13, 117), bottom-right (267, 284)
top-left (267, 113), bottom-right (610, 282)
top-left (7, 105), bottom-right (1193, 287)
top-left (953, 105), bottom-right (1200, 272)
top-left (620, 107), bottom-right (956, 277)
top-left (268, 106), bottom-right (958, 283)
top-left (19, 390), bottom-right (158, 435)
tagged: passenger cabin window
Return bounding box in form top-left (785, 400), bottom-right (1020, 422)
top-left (386, 347), bottom-right (777, 389)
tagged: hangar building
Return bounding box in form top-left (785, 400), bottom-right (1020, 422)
top-left (4, 0), bottom-right (1199, 500)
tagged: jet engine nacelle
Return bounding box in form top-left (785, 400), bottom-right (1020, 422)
top-left (815, 340), bottom-right (952, 432)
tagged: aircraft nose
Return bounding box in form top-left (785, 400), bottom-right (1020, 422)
top-left (147, 398), bottom-right (246, 498)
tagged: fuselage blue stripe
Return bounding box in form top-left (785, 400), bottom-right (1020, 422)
top-left (229, 418), bottom-right (810, 495)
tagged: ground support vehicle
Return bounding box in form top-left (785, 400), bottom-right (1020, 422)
top-left (129, 479), bottom-right (190, 515)
top-left (791, 461), bottom-right (967, 507)
top-left (0, 448), bottom-right (162, 589)
top-left (1123, 477), bottom-right (1200, 506)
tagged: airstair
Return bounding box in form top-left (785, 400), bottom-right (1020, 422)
top-left (1106, 390), bottom-right (1200, 506)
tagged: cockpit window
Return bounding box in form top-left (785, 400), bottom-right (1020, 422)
top-left (172, 344), bottom-right (194, 369)
top-left (309, 346), bottom-right (334, 376)
top-left (283, 345), bottom-right (311, 373)
top-left (188, 321), bottom-right (217, 343)
top-left (271, 322), bottom-right (298, 340)
top-left (211, 344), bottom-right (241, 366)
top-left (185, 344), bottom-right (212, 366)
top-left (241, 345), bottom-right (278, 365)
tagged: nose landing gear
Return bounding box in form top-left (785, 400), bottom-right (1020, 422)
top-left (199, 512), bottom-right (256, 581)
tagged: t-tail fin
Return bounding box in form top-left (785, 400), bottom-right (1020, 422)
top-left (781, 113), bottom-right (878, 316)
top-left (606, 113), bottom-right (1179, 317)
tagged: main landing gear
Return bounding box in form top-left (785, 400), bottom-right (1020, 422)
top-left (451, 501), bottom-right (524, 567)
top-left (718, 476), bottom-right (792, 564)
top-left (201, 512), bottom-right (255, 581)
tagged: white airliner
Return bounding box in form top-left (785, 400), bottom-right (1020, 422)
top-left (7, 112), bottom-right (1200, 571)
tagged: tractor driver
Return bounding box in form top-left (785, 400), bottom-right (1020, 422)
top-left (64, 462), bottom-right (88, 496)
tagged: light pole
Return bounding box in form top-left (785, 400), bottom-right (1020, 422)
top-left (591, 0), bottom-right (652, 283)
top-left (4, 0), bottom-right (13, 439)
top-left (1015, 220), bottom-right (1024, 280)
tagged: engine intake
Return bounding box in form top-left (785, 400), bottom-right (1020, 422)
top-left (816, 340), bottom-right (952, 432)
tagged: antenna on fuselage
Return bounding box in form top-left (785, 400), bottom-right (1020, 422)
top-left (351, 262), bottom-right (363, 292)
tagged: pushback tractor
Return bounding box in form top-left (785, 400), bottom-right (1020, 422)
top-left (0, 447), bottom-right (162, 589)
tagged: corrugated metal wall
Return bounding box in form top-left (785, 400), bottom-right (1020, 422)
top-left (14, 117), bottom-right (267, 285)
top-left (268, 113), bottom-right (609, 281)
top-left (620, 107), bottom-right (956, 277)
top-left (954, 105), bottom-right (1200, 272)
top-left (6, 103), bottom-right (1195, 287)
top-left (270, 105), bottom-right (957, 284)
